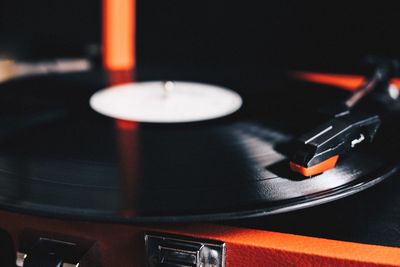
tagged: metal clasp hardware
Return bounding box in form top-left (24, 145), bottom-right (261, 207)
top-left (16, 251), bottom-right (78, 267)
top-left (16, 236), bottom-right (92, 267)
top-left (145, 233), bottom-right (225, 267)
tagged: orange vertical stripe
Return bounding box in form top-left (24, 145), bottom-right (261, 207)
top-left (103, 0), bottom-right (136, 70)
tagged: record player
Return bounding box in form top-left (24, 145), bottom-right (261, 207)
top-left (1, 1), bottom-right (400, 266)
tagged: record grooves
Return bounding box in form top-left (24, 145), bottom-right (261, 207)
top-left (0, 73), bottom-right (398, 223)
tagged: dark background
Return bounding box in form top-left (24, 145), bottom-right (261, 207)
top-left (0, 1), bottom-right (399, 76)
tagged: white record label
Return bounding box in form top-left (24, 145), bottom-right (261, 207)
top-left (89, 81), bottom-right (243, 123)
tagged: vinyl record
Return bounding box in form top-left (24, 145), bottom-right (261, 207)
top-left (0, 72), bottom-right (398, 223)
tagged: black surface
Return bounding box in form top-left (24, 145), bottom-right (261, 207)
top-left (0, 229), bottom-right (14, 267)
top-left (0, 72), bottom-right (398, 224)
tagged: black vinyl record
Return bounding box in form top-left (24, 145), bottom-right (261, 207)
top-left (0, 72), bottom-right (399, 223)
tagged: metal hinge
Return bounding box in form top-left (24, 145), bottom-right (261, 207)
top-left (145, 233), bottom-right (225, 267)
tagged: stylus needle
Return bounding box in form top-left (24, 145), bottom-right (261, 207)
top-left (289, 59), bottom-right (398, 177)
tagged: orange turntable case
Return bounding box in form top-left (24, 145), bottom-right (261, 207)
top-left (2, 1), bottom-right (398, 266)
top-left (1, 208), bottom-right (400, 266)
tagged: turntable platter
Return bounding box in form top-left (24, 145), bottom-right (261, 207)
top-left (0, 73), bottom-right (398, 223)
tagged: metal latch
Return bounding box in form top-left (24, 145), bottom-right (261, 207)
top-left (145, 233), bottom-right (225, 267)
top-left (16, 238), bottom-right (80, 267)
top-left (16, 232), bottom-right (93, 267)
